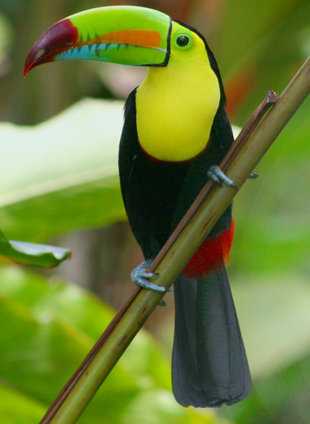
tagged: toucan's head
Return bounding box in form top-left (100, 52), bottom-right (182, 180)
top-left (24, 6), bottom-right (223, 93)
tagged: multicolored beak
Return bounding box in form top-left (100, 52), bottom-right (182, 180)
top-left (24, 6), bottom-right (171, 77)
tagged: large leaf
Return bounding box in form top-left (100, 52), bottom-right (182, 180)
top-left (0, 98), bottom-right (126, 242)
top-left (0, 266), bottom-right (223, 424)
top-left (0, 229), bottom-right (70, 267)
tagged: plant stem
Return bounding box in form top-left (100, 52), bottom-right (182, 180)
top-left (41, 56), bottom-right (310, 424)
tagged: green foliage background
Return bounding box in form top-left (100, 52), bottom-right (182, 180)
top-left (0, 0), bottom-right (309, 423)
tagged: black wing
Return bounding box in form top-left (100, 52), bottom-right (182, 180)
top-left (118, 88), bottom-right (140, 213)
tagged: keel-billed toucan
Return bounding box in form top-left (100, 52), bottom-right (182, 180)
top-left (24, 6), bottom-right (251, 407)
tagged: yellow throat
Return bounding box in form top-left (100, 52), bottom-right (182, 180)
top-left (136, 22), bottom-right (221, 162)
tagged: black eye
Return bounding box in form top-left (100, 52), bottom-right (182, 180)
top-left (176, 35), bottom-right (190, 47)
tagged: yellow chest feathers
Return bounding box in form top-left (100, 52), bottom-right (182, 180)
top-left (136, 51), bottom-right (220, 162)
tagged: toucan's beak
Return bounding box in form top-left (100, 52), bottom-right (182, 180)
top-left (24, 6), bottom-right (171, 77)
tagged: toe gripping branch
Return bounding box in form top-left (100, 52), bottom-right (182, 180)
top-left (207, 165), bottom-right (240, 190)
top-left (131, 259), bottom-right (170, 293)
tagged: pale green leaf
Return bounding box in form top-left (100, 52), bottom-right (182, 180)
top-left (0, 98), bottom-right (126, 241)
top-left (0, 229), bottom-right (70, 267)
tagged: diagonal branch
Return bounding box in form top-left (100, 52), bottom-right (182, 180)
top-left (41, 56), bottom-right (310, 424)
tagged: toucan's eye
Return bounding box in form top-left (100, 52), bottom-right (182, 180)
top-left (173, 29), bottom-right (193, 50)
top-left (176, 35), bottom-right (190, 47)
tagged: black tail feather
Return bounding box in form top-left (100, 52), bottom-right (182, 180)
top-left (172, 266), bottom-right (251, 407)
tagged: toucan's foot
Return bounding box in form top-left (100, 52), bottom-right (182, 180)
top-left (131, 260), bottom-right (169, 293)
top-left (208, 165), bottom-right (239, 190)
top-left (249, 172), bottom-right (259, 179)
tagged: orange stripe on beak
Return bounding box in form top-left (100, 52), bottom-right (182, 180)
top-left (80, 29), bottom-right (162, 48)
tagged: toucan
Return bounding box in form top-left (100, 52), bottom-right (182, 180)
top-left (24, 6), bottom-right (251, 407)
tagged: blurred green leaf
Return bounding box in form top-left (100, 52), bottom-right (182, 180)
top-left (218, 0), bottom-right (306, 76)
top-left (222, 352), bottom-right (310, 424)
top-left (0, 10), bottom-right (12, 59)
top-left (0, 266), bottom-right (222, 423)
top-left (0, 382), bottom-right (45, 424)
top-left (231, 95), bottom-right (310, 274)
top-left (0, 99), bottom-right (126, 242)
top-left (0, 228), bottom-right (70, 267)
top-left (234, 274), bottom-right (310, 377)
top-left (216, 0), bottom-right (310, 121)
top-left (119, 389), bottom-right (227, 424)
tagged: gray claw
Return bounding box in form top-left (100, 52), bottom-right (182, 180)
top-left (207, 165), bottom-right (239, 190)
top-left (131, 260), bottom-right (169, 293)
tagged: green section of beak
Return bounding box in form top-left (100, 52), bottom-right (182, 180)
top-left (67, 6), bottom-right (171, 65)
top-left (25, 6), bottom-right (171, 75)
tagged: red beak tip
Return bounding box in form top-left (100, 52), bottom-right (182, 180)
top-left (23, 59), bottom-right (33, 78)
top-left (23, 18), bottom-right (78, 78)
top-left (23, 66), bottom-right (30, 78)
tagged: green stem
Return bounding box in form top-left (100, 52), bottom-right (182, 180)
top-left (41, 56), bottom-right (310, 424)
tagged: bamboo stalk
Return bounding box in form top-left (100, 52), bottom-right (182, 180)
top-left (41, 56), bottom-right (310, 424)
